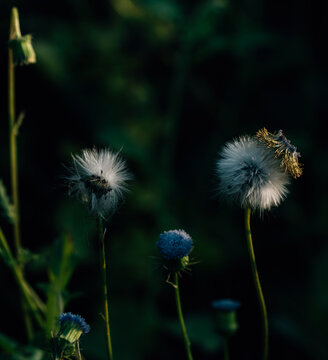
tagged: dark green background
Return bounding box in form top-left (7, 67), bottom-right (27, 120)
top-left (0, 0), bottom-right (327, 359)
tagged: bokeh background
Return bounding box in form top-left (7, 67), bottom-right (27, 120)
top-left (0, 0), bottom-right (327, 359)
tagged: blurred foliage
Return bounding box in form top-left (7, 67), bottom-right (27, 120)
top-left (0, 0), bottom-right (327, 359)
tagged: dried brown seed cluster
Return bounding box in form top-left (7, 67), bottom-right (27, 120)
top-left (255, 128), bottom-right (303, 179)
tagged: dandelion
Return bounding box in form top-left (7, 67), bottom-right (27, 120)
top-left (66, 148), bottom-right (131, 219)
top-left (255, 128), bottom-right (303, 179)
top-left (215, 135), bottom-right (293, 360)
top-left (65, 148), bottom-right (131, 360)
top-left (216, 136), bottom-right (289, 212)
top-left (157, 229), bottom-right (194, 360)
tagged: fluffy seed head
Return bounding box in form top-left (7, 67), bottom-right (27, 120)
top-left (157, 229), bottom-right (193, 260)
top-left (66, 148), bottom-right (131, 218)
top-left (255, 128), bottom-right (303, 179)
top-left (217, 136), bottom-right (289, 211)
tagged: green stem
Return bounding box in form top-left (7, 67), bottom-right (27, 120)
top-left (0, 226), bottom-right (45, 328)
top-left (223, 337), bottom-right (229, 360)
top-left (8, 7), bottom-right (33, 341)
top-left (244, 207), bottom-right (269, 360)
top-left (174, 272), bottom-right (193, 360)
top-left (9, 6), bottom-right (21, 262)
top-left (98, 218), bottom-right (113, 360)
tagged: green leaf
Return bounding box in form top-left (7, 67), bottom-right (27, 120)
top-left (45, 234), bottom-right (76, 334)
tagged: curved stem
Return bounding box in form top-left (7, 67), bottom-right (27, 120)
top-left (244, 207), bottom-right (268, 360)
top-left (174, 273), bottom-right (193, 360)
top-left (98, 218), bottom-right (113, 360)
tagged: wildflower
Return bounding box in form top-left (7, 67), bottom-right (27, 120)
top-left (157, 229), bottom-right (193, 274)
top-left (216, 136), bottom-right (289, 211)
top-left (211, 299), bottom-right (240, 336)
top-left (255, 128), bottom-right (303, 179)
top-left (58, 312), bottom-right (90, 343)
top-left (66, 148), bottom-right (131, 218)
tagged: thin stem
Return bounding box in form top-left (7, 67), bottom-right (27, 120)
top-left (98, 218), bottom-right (113, 360)
top-left (244, 207), bottom-right (269, 360)
top-left (8, 7), bottom-right (33, 341)
top-left (174, 272), bottom-right (193, 360)
top-left (9, 6), bottom-right (21, 261)
top-left (223, 337), bottom-right (229, 360)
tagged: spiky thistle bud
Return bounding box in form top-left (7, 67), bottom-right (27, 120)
top-left (255, 128), bottom-right (303, 179)
top-left (211, 299), bottom-right (241, 337)
top-left (8, 8), bottom-right (36, 66)
top-left (157, 229), bottom-right (193, 274)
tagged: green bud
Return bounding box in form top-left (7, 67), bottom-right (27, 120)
top-left (211, 299), bottom-right (240, 337)
top-left (9, 35), bottom-right (36, 66)
top-left (214, 310), bottom-right (239, 336)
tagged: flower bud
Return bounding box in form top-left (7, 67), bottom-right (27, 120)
top-left (9, 35), bottom-right (36, 65)
top-left (211, 299), bottom-right (240, 337)
top-left (157, 230), bottom-right (193, 273)
top-left (57, 313), bottom-right (90, 343)
top-left (9, 8), bottom-right (36, 66)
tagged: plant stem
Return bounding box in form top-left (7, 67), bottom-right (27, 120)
top-left (174, 272), bottom-right (193, 360)
top-left (223, 337), bottom-right (229, 360)
top-left (98, 218), bottom-right (113, 360)
top-left (9, 7), bottom-right (21, 261)
top-left (0, 226), bottom-right (45, 328)
top-left (244, 207), bottom-right (268, 360)
top-left (8, 7), bottom-right (34, 340)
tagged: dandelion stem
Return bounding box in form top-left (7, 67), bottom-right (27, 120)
top-left (223, 337), bottom-right (229, 360)
top-left (174, 272), bottom-right (193, 360)
top-left (98, 218), bottom-right (113, 360)
top-left (8, 7), bottom-right (33, 341)
top-left (244, 207), bottom-right (268, 360)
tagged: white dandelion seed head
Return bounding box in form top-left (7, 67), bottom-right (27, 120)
top-left (66, 148), bottom-right (131, 219)
top-left (216, 136), bottom-right (290, 211)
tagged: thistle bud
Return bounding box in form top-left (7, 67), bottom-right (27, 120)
top-left (211, 299), bottom-right (241, 337)
top-left (8, 7), bottom-right (36, 66)
top-left (157, 229), bottom-right (193, 273)
top-left (51, 313), bottom-right (90, 360)
top-left (57, 313), bottom-right (90, 343)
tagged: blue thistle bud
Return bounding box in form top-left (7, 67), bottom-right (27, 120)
top-left (157, 229), bottom-right (193, 273)
top-left (58, 313), bottom-right (90, 343)
top-left (211, 299), bottom-right (240, 337)
top-left (51, 313), bottom-right (90, 360)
